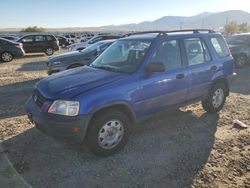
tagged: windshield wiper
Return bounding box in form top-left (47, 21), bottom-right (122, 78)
top-left (91, 65), bottom-right (118, 72)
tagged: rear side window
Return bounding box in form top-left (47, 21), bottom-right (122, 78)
top-left (210, 37), bottom-right (230, 57)
top-left (46, 35), bottom-right (55, 41)
top-left (184, 38), bottom-right (211, 65)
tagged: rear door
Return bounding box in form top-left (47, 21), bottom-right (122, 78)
top-left (137, 39), bottom-right (189, 117)
top-left (182, 37), bottom-right (216, 101)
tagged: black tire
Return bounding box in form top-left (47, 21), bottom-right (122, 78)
top-left (235, 54), bottom-right (247, 68)
top-left (45, 47), bottom-right (54, 56)
top-left (1, 51), bottom-right (13, 62)
top-left (86, 110), bottom-right (130, 157)
top-left (202, 83), bottom-right (227, 113)
top-left (68, 64), bottom-right (82, 69)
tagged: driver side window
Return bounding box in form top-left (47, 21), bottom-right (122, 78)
top-left (22, 36), bottom-right (33, 43)
top-left (149, 40), bottom-right (182, 71)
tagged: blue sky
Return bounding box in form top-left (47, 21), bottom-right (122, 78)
top-left (0, 0), bottom-right (250, 28)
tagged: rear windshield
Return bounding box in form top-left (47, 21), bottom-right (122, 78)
top-left (226, 35), bottom-right (249, 45)
top-left (210, 37), bottom-right (230, 58)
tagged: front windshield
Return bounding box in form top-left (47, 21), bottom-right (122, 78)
top-left (88, 36), bottom-right (102, 44)
top-left (81, 42), bottom-right (102, 53)
top-left (90, 40), bottom-right (152, 73)
top-left (226, 35), bottom-right (248, 45)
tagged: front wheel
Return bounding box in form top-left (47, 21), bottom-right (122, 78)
top-left (45, 47), bottom-right (54, 56)
top-left (202, 83), bottom-right (227, 113)
top-left (86, 110), bottom-right (130, 157)
top-left (1, 52), bottom-right (13, 62)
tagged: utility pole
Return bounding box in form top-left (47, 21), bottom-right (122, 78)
top-left (180, 22), bottom-right (183, 30)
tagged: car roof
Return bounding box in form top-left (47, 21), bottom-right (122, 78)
top-left (122, 30), bottom-right (221, 40)
top-left (97, 39), bottom-right (116, 43)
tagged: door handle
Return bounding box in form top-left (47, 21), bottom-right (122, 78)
top-left (176, 73), bottom-right (185, 79)
top-left (210, 66), bottom-right (217, 71)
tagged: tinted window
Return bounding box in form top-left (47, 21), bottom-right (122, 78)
top-left (226, 35), bottom-right (249, 45)
top-left (149, 40), bottom-right (182, 71)
top-left (22, 36), bottom-right (33, 42)
top-left (35, 35), bottom-right (46, 42)
top-left (210, 37), bottom-right (230, 57)
top-left (184, 38), bottom-right (210, 65)
top-left (46, 35), bottom-right (55, 41)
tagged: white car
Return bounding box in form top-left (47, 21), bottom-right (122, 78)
top-left (63, 34), bottom-right (77, 44)
top-left (68, 35), bottom-right (121, 51)
top-left (79, 33), bottom-right (94, 43)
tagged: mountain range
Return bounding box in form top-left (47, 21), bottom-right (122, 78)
top-left (1, 10), bottom-right (250, 32)
top-left (100, 10), bottom-right (250, 31)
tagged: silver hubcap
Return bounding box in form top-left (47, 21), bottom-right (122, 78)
top-left (46, 48), bottom-right (53, 55)
top-left (212, 88), bottom-right (224, 108)
top-left (98, 119), bottom-right (124, 149)
top-left (2, 52), bottom-right (12, 61)
top-left (237, 56), bottom-right (246, 66)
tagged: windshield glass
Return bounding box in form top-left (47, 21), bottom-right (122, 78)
top-left (226, 35), bottom-right (249, 45)
top-left (81, 42), bottom-right (102, 53)
top-left (88, 36), bottom-right (102, 44)
top-left (90, 40), bottom-right (152, 73)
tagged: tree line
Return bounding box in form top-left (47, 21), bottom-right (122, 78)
top-left (223, 22), bottom-right (250, 35)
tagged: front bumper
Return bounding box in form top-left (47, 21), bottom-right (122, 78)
top-left (25, 97), bottom-right (91, 143)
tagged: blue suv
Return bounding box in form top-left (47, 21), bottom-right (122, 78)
top-left (25, 30), bottom-right (235, 156)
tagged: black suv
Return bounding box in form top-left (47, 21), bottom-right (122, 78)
top-left (226, 34), bottom-right (250, 68)
top-left (17, 34), bottom-right (60, 56)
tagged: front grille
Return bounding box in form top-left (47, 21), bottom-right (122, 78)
top-left (33, 90), bottom-right (46, 108)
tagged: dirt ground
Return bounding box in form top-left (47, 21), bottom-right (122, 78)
top-left (0, 51), bottom-right (249, 188)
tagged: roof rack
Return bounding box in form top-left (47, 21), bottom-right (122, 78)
top-left (125, 29), bottom-right (216, 37)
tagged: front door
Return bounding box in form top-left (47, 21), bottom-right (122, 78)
top-left (20, 35), bottom-right (34, 53)
top-left (136, 39), bottom-right (189, 118)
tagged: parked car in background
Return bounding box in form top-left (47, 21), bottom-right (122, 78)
top-left (47, 40), bottom-right (115, 74)
top-left (17, 34), bottom-right (59, 56)
top-left (0, 38), bottom-right (25, 62)
top-left (68, 35), bottom-right (121, 51)
top-left (226, 33), bottom-right (250, 68)
top-left (0, 35), bottom-right (19, 41)
top-left (63, 34), bottom-right (77, 44)
top-left (26, 30), bottom-right (235, 156)
top-left (56, 35), bottom-right (70, 47)
top-left (80, 33), bottom-right (94, 42)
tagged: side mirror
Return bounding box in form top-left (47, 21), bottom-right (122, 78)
top-left (147, 63), bottom-right (165, 73)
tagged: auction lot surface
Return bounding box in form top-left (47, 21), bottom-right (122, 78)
top-left (0, 52), bottom-right (249, 188)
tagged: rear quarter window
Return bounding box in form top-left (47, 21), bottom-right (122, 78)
top-left (46, 35), bottom-right (55, 41)
top-left (210, 37), bottom-right (230, 58)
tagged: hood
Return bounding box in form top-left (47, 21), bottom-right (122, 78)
top-left (36, 66), bottom-right (125, 99)
top-left (49, 51), bottom-right (84, 62)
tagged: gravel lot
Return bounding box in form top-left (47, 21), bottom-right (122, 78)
top-left (0, 52), bottom-right (249, 188)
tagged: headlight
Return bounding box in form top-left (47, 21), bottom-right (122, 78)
top-left (52, 61), bottom-right (61, 65)
top-left (48, 100), bottom-right (80, 116)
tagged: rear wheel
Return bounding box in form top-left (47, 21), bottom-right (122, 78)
top-left (86, 110), bottom-right (130, 157)
top-left (235, 54), bottom-right (247, 68)
top-left (202, 83), bottom-right (227, 113)
top-left (45, 47), bottom-right (54, 56)
top-left (1, 52), bottom-right (13, 62)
